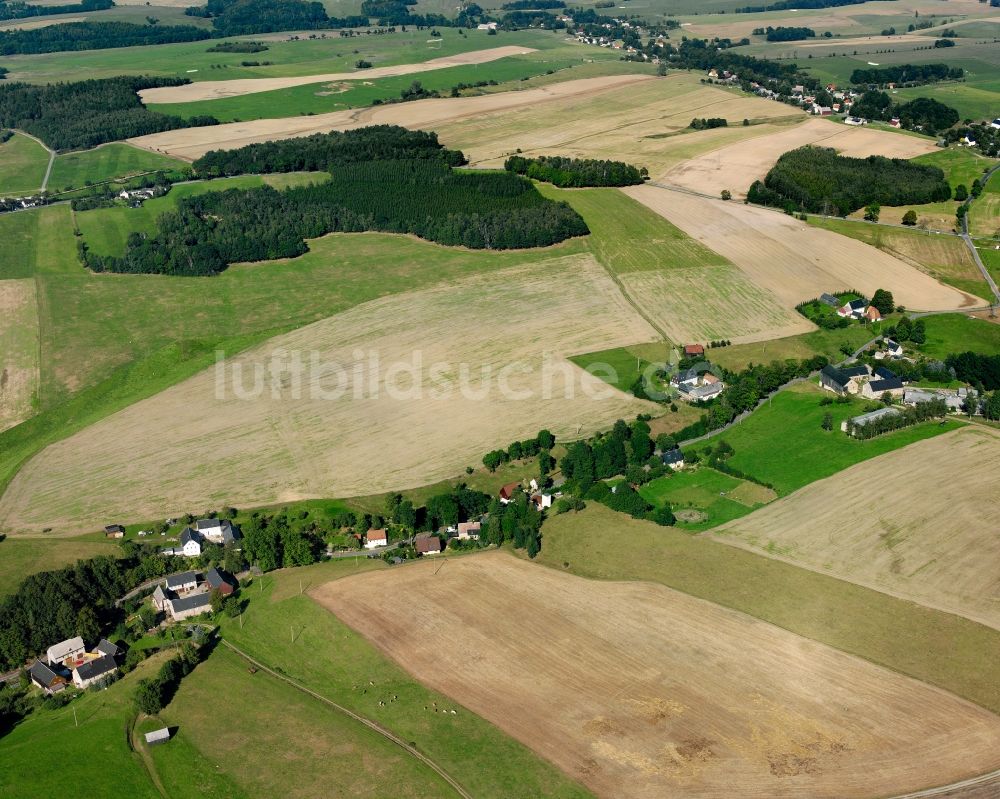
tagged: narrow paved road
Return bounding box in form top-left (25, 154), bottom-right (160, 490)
top-left (959, 163), bottom-right (1000, 306)
top-left (220, 639), bottom-right (473, 799)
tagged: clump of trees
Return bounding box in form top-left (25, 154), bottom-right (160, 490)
top-left (134, 643), bottom-right (205, 714)
top-left (946, 351), bottom-right (1000, 391)
top-left (503, 155), bottom-right (646, 187)
top-left (850, 90), bottom-right (959, 135)
top-left (82, 157), bottom-right (589, 275)
top-left (752, 25), bottom-right (816, 41)
top-left (480, 494), bottom-right (544, 557)
top-left (849, 63), bottom-right (963, 87)
top-left (206, 40), bottom-right (268, 52)
top-left (846, 398), bottom-right (947, 439)
top-left (748, 146), bottom-right (951, 216)
top-left (689, 117), bottom-right (728, 130)
top-left (0, 76), bottom-right (218, 151)
top-left (482, 429), bottom-right (555, 472)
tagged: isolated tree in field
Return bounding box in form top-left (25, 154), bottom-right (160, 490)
top-left (721, 189), bottom-right (732, 201)
top-left (870, 288), bottom-right (894, 315)
top-left (821, 411), bottom-right (833, 431)
top-left (902, 209), bottom-right (917, 226)
top-left (954, 184), bottom-right (968, 201)
top-left (864, 203), bottom-right (880, 222)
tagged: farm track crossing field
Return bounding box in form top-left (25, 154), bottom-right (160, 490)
top-left (540, 187), bottom-right (812, 344)
top-left (713, 426), bottom-right (1000, 631)
top-left (623, 185), bottom-right (977, 312)
top-left (0, 132), bottom-right (49, 196)
top-left (0, 254), bottom-right (657, 534)
top-left (315, 551), bottom-right (1000, 799)
top-left (0, 278), bottom-right (40, 432)
top-left (660, 117), bottom-right (938, 200)
top-left (139, 46), bottom-right (537, 103)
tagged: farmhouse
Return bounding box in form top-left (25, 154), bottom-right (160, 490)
top-left (864, 305), bottom-right (883, 323)
top-left (660, 448), bottom-right (685, 469)
top-left (819, 363), bottom-right (868, 395)
top-left (28, 660), bottom-right (67, 694)
top-left (841, 406), bottom-right (902, 434)
top-left (104, 524), bottom-right (125, 538)
top-left (837, 298), bottom-right (868, 319)
top-left (365, 529), bottom-right (388, 549)
top-left (205, 567), bottom-right (237, 596)
top-left (195, 518), bottom-right (241, 545)
top-left (415, 532), bottom-right (442, 555)
top-left (178, 527), bottom-right (203, 557)
top-left (683, 344), bottom-right (705, 357)
top-left (46, 636), bottom-right (85, 667)
top-left (72, 654), bottom-right (118, 689)
top-left (166, 571), bottom-right (199, 593)
top-left (166, 591), bottom-right (212, 621)
top-left (863, 376), bottom-right (905, 399)
top-left (456, 520), bottom-right (481, 540)
top-left (151, 584), bottom-right (170, 611)
top-left (499, 482), bottom-right (521, 504)
top-left (531, 493), bottom-right (554, 510)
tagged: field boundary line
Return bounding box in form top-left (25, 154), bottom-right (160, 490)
top-left (885, 765), bottom-right (1000, 798)
top-left (218, 639), bottom-right (473, 799)
top-left (14, 129), bottom-right (55, 193)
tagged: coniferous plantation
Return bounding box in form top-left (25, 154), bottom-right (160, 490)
top-left (82, 148), bottom-right (589, 276)
top-left (503, 155), bottom-right (646, 187)
top-left (748, 146), bottom-right (951, 215)
top-left (0, 76), bottom-right (218, 151)
top-left (0, 21), bottom-right (212, 55)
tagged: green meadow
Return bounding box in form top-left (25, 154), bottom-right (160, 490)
top-left (0, 536), bottom-right (119, 596)
top-left (916, 312), bottom-right (1000, 358)
top-left (0, 132), bottom-right (49, 196)
top-left (638, 467), bottom-right (773, 532)
top-left (48, 144), bottom-right (188, 194)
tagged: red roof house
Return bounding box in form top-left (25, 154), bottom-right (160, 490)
top-left (683, 344), bottom-right (705, 357)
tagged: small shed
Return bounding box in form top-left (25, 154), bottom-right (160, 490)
top-left (144, 728), bottom-right (171, 746)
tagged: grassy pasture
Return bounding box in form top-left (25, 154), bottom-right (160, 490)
top-left (0, 132), bottom-right (49, 196)
top-left (0, 535), bottom-right (118, 596)
top-left (0, 278), bottom-right (40, 431)
top-left (2, 28), bottom-right (562, 83)
top-left (48, 144), bottom-right (187, 194)
top-left (703, 325), bottom-right (872, 371)
top-left (968, 166), bottom-right (1000, 239)
top-left (705, 383), bottom-right (960, 495)
top-left (638, 466), bottom-right (775, 531)
top-left (916, 311), bottom-right (1000, 357)
top-left (536, 502), bottom-right (1000, 716)
top-left (210, 560), bottom-right (595, 799)
top-left (807, 217), bottom-right (990, 299)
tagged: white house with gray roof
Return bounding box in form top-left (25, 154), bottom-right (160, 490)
top-left (46, 636), bottom-right (85, 667)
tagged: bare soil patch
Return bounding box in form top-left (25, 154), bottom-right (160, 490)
top-left (0, 279), bottom-right (39, 433)
top-left (622, 185), bottom-right (975, 312)
top-left (314, 550), bottom-right (1000, 799)
top-left (138, 46), bottom-right (537, 104)
top-left (0, 253), bottom-right (657, 535)
top-left (713, 426), bottom-right (1000, 631)
top-left (662, 117), bottom-right (937, 199)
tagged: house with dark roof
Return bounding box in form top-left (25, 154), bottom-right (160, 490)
top-left (820, 365), bottom-right (851, 395)
top-left (415, 532), bottom-right (442, 555)
top-left (178, 528), bottom-right (203, 557)
top-left (29, 660), bottom-right (67, 694)
top-left (166, 571), bottom-right (198, 593)
top-left (196, 518), bottom-right (242, 546)
top-left (166, 591), bottom-right (212, 621)
top-left (819, 293), bottom-right (840, 307)
top-left (873, 366), bottom-right (898, 381)
top-left (72, 654), bottom-right (118, 689)
top-left (205, 567), bottom-right (237, 596)
top-left (104, 524), bottom-right (125, 538)
top-left (660, 448), bottom-right (685, 469)
top-left (863, 377), bottom-right (905, 398)
top-left (837, 298), bottom-right (868, 319)
top-left (95, 639), bottom-right (119, 658)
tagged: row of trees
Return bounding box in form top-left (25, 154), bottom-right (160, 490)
top-left (503, 155), bottom-right (646, 187)
top-left (737, 0), bottom-right (871, 12)
top-left (748, 146), bottom-right (952, 216)
top-left (83, 159), bottom-right (589, 275)
top-left (0, 0), bottom-right (112, 21)
top-left (192, 125), bottom-right (465, 177)
top-left (482, 429), bottom-right (556, 472)
top-left (850, 63), bottom-right (964, 87)
top-left (689, 117), bottom-right (728, 130)
top-left (134, 642), bottom-right (205, 714)
top-left (0, 76), bottom-right (218, 151)
top-left (846, 398), bottom-right (948, 439)
top-left (0, 20), bottom-right (212, 55)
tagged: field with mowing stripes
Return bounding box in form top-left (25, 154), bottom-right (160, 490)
top-left (0, 278), bottom-right (40, 431)
top-left (0, 132), bottom-right (49, 196)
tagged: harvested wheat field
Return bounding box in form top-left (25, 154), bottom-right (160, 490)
top-left (623, 185), bottom-right (976, 311)
top-left (662, 117), bottom-right (937, 199)
top-left (128, 74), bottom-right (656, 161)
top-left (0, 279), bottom-right (39, 433)
top-left (713, 426), bottom-right (1000, 630)
top-left (138, 46), bottom-right (537, 103)
top-left (0, 15), bottom-right (84, 30)
top-left (0, 253), bottom-right (658, 535)
top-left (314, 551), bottom-right (1000, 799)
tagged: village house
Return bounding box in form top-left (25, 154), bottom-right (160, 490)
top-left (166, 571), bottom-right (199, 593)
top-left (499, 482), bottom-right (521, 504)
top-left (365, 529), bottom-right (388, 549)
top-left (660, 448), bottom-right (684, 469)
top-left (837, 298), bottom-right (868, 319)
top-left (455, 520), bottom-right (481, 540)
top-left (46, 636), bottom-right (86, 667)
top-left (683, 343), bottom-right (705, 358)
top-left (863, 375), bottom-right (906, 399)
top-left (195, 518), bottom-right (241, 546)
top-left (104, 524), bottom-right (125, 539)
top-left (819, 363), bottom-right (869, 395)
top-left (415, 532), bottom-right (442, 555)
top-left (205, 567), bottom-right (237, 596)
top-left (864, 305), bottom-right (883, 323)
top-left (531, 493), bottom-right (554, 510)
top-left (95, 639), bottom-right (119, 658)
top-left (819, 293), bottom-right (840, 308)
top-left (72, 654), bottom-right (118, 689)
top-left (29, 661), bottom-right (67, 694)
top-left (841, 406), bottom-right (902, 434)
top-left (165, 527), bottom-right (204, 558)
top-left (151, 584), bottom-right (170, 612)
top-left (166, 591), bottom-right (212, 621)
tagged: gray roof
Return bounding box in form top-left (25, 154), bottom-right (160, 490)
top-left (196, 518), bottom-right (223, 531)
top-left (874, 366), bottom-right (897, 381)
top-left (819, 293), bottom-right (840, 307)
top-left (869, 377), bottom-right (904, 392)
top-left (95, 639), bottom-right (119, 657)
top-left (145, 728), bottom-right (171, 745)
top-left (205, 567), bottom-right (235, 590)
top-left (166, 571), bottom-right (198, 589)
top-left (841, 365), bottom-right (869, 378)
top-left (152, 585), bottom-right (167, 601)
top-left (850, 406), bottom-right (902, 426)
top-left (660, 448), bottom-right (684, 464)
top-left (170, 592), bottom-right (212, 613)
top-left (104, 524), bottom-right (125, 533)
top-left (47, 636), bottom-right (85, 664)
top-left (179, 528), bottom-right (202, 547)
top-left (29, 660), bottom-right (61, 685)
top-left (821, 364), bottom-right (850, 388)
top-left (74, 654), bottom-right (117, 682)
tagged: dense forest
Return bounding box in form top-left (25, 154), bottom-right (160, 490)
top-left (501, 0), bottom-right (564, 7)
top-left (82, 158), bottom-right (588, 275)
top-left (850, 90), bottom-right (959, 134)
top-left (192, 0), bottom-right (329, 36)
top-left (192, 126), bottom-right (465, 176)
top-left (946, 352), bottom-right (1000, 391)
top-left (738, 0), bottom-right (883, 12)
top-left (748, 146), bottom-right (952, 215)
top-left (0, 0), bottom-right (112, 21)
top-left (0, 76), bottom-right (218, 151)
top-left (503, 155), bottom-right (646, 187)
top-left (0, 21), bottom-right (211, 55)
top-left (850, 63), bottom-right (964, 87)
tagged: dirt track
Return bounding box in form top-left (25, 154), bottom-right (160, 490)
top-left (661, 117), bottom-right (937, 199)
top-left (623, 185), bottom-right (976, 312)
top-left (127, 74), bottom-right (657, 160)
top-left (138, 46), bottom-right (537, 104)
top-left (314, 551), bottom-right (1000, 799)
